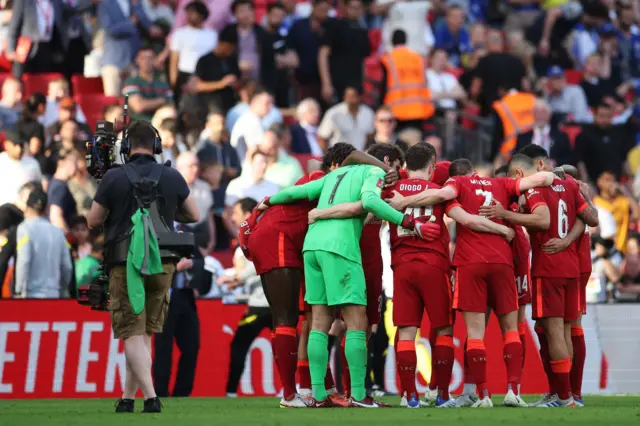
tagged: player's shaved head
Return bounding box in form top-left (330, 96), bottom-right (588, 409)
top-left (508, 153), bottom-right (536, 178)
top-left (321, 142), bottom-right (356, 171)
top-left (449, 158), bottom-right (474, 177)
top-left (405, 143), bottom-right (435, 171)
top-left (367, 143), bottom-right (405, 167)
top-left (517, 144), bottom-right (552, 171)
top-left (561, 164), bottom-right (578, 178)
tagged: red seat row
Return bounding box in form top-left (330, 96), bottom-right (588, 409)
top-left (0, 72), bottom-right (104, 99)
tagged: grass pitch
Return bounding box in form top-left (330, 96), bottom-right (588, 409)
top-left (0, 396), bottom-right (638, 426)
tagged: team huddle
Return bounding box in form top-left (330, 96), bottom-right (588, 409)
top-left (240, 140), bottom-right (598, 409)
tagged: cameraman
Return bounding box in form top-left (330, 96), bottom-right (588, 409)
top-left (87, 121), bottom-right (200, 413)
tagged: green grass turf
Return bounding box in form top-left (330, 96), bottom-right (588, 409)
top-left (0, 396), bottom-right (638, 426)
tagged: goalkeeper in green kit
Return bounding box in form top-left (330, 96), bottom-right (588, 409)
top-left (257, 150), bottom-right (439, 408)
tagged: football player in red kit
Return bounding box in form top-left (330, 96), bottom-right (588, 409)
top-left (243, 143), bottom-right (400, 407)
top-left (384, 144), bottom-right (516, 408)
top-left (386, 158), bottom-right (557, 408)
top-left (490, 145), bottom-right (597, 407)
top-left (483, 153), bottom-right (598, 407)
top-left (560, 164), bottom-right (592, 406)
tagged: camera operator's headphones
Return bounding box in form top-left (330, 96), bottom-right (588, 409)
top-left (120, 121), bottom-right (163, 156)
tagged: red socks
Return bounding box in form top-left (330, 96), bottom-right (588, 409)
top-left (503, 331), bottom-right (523, 394)
top-left (551, 357), bottom-right (572, 400)
top-left (274, 326), bottom-right (298, 399)
top-left (466, 339), bottom-right (489, 398)
top-left (340, 335), bottom-right (351, 396)
top-left (297, 360), bottom-right (311, 390)
top-left (396, 340), bottom-right (417, 397)
top-left (325, 364), bottom-right (335, 390)
top-left (434, 336), bottom-right (454, 399)
top-left (518, 322), bottom-right (527, 370)
top-left (535, 325), bottom-right (555, 394)
top-left (463, 339), bottom-right (474, 389)
top-left (570, 326), bottom-right (586, 399)
top-left (429, 329), bottom-right (438, 392)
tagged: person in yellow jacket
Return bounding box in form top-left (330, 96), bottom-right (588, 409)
top-left (491, 85), bottom-right (536, 161)
top-left (379, 29), bottom-right (434, 132)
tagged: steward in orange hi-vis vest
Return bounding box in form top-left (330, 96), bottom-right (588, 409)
top-left (493, 90), bottom-right (536, 156)
top-left (381, 46), bottom-right (434, 121)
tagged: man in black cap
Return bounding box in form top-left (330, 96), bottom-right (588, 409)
top-left (14, 189), bottom-right (73, 298)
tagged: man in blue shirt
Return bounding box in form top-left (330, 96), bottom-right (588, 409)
top-left (434, 4), bottom-right (471, 68)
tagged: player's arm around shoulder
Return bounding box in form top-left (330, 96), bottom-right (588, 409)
top-left (308, 201), bottom-right (366, 224)
top-left (447, 205), bottom-right (514, 242)
top-left (518, 171), bottom-right (556, 193)
top-left (385, 181), bottom-right (456, 211)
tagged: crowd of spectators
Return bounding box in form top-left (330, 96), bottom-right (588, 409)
top-left (1, 0), bottom-right (640, 304)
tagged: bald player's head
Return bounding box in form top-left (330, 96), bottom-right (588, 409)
top-left (561, 164), bottom-right (578, 179)
top-left (508, 154), bottom-right (537, 178)
top-left (517, 144), bottom-right (553, 172)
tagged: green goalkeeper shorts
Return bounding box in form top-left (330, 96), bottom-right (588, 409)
top-left (303, 250), bottom-right (367, 307)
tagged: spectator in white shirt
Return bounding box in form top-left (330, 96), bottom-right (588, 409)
top-left (259, 126), bottom-right (304, 188)
top-left (0, 131), bottom-right (42, 206)
top-left (426, 48), bottom-right (467, 110)
top-left (169, 1), bottom-right (218, 100)
top-left (318, 86), bottom-right (375, 151)
top-left (225, 150), bottom-right (280, 208)
top-left (230, 88), bottom-right (274, 161)
top-left (225, 79), bottom-right (283, 134)
top-left (290, 98), bottom-right (323, 155)
top-left (41, 78), bottom-right (87, 129)
top-left (177, 151), bottom-right (216, 253)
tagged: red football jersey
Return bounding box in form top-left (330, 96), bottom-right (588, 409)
top-left (254, 171), bottom-right (325, 246)
top-left (445, 175), bottom-right (522, 267)
top-left (523, 179), bottom-right (588, 278)
top-left (433, 161), bottom-right (451, 186)
top-left (386, 178), bottom-right (450, 271)
top-left (509, 202), bottom-right (531, 269)
top-left (577, 227), bottom-right (592, 273)
top-left (360, 218), bottom-right (383, 262)
top-left (564, 176), bottom-right (592, 274)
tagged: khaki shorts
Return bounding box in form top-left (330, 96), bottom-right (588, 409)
top-left (108, 264), bottom-right (175, 339)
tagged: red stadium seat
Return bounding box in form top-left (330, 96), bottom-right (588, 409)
top-left (564, 69), bottom-right (583, 85)
top-left (363, 55), bottom-right (383, 105)
top-left (22, 72), bottom-right (64, 98)
top-left (561, 125), bottom-right (582, 149)
top-left (75, 94), bottom-right (121, 130)
top-left (292, 153), bottom-right (322, 174)
top-left (448, 68), bottom-right (463, 79)
top-left (71, 75), bottom-right (104, 95)
top-left (368, 28), bottom-right (382, 53)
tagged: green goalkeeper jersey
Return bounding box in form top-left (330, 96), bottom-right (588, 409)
top-left (269, 164), bottom-right (405, 264)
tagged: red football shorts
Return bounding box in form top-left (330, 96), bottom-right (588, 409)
top-left (393, 262), bottom-right (453, 329)
top-left (248, 226), bottom-right (303, 275)
top-left (580, 272), bottom-right (590, 315)
top-left (364, 259), bottom-right (383, 325)
top-left (532, 277), bottom-right (580, 321)
top-left (453, 263), bottom-right (518, 316)
top-left (515, 261), bottom-right (532, 307)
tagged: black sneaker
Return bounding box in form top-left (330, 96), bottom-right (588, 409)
top-left (115, 398), bottom-right (134, 413)
top-left (142, 397), bottom-right (162, 413)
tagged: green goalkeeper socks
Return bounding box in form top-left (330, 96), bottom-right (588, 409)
top-left (345, 330), bottom-right (368, 401)
top-left (308, 330), bottom-right (329, 401)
